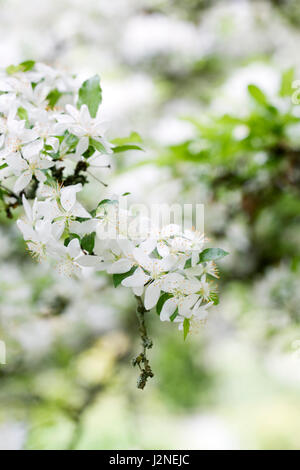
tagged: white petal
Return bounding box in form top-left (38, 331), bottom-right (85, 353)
top-left (160, 254), bottom-right (177, 271)
top-left (161, 273), bottom-right (184, 293)
top-left (69, 219), bottom-right (97, 236)
top-left (76, 136), bottom-right (89, 156)
top-left (68, 238), bottom-right (81, 258)
top-left (138, 238), bottom-right (157, 254)
top-left (122, 267), bottom-right (149, 287)
top-left (184, 265), bottom-right (203, 276)
top-left (76, 255), bottom-right (103, 268)
top-left (192, 251), bottom-right (199, 266)
top-left (133, 286), bottom-right (144, 296)
top-left (160, 298), bottom-right (178, 322)
top-left (161, 224), bottom-right (181, 237)
top-left (192, 298), bottom-right (202, 311)
top-left (22, 194), bottom-right (33, 223)
top-left (144, 283), bottom-right (161, 310)
top-left (21, 128), bottom-right (39, 144)
top-left (133, 248), bottom-right (152, 271)
top-left (35, 170), bottom-right (46, 183)
top-left (14, 170), bottom-right (32, 193)
top-left (60, 185), bottom-right (79, 212)
top-left (36, 220), bottom-right (52, 241)
top-left (46, 241), bottom-right (66, 259)
top-left (71, 202), bottom-right (91, 219)
top-left (51, 220), bottom-right (65, 239)
top-left (69, 125), bottom-right (85, 137)
top-left (65, 104), bottom-right (79, 120)
top-left (17, 220), bottom-right (37, 241)
top-left (39, 184), bottom-right (55, 198)
top-left (174, 317), bottom-right (184, 331)
top-left (46, 137), bottom-right (59, 152)
top-left (6, 152), bottom-right (28, 171)
top-left (92, 117), bottom-right (108, 134)
top-left (37, 201), bottom-right (60, 221)
top-left (22, 140), bottom-right (43, 160)
top-left (80, 105), bottom-right (92, 127)
top-left (39, 159), bottom-right (54, 170)
top-left (181, 278), bottom-right (201, 295)
top-left (157, 241), bottom-right (170, 258)
top-left (178, 294), bottom-right (199, 317)
top-left (117, 238), bottom-right (135, 258)
top-left (107, 258), bottom-right (134, 274)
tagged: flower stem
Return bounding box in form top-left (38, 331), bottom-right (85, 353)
top-left (132, 296), bottom-right (154, 389)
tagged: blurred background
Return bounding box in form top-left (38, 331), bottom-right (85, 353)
top-left (1, 0), bottom-right (300, 450)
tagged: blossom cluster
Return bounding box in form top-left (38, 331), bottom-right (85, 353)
top-left (0, 61), bottom-right (227, 338)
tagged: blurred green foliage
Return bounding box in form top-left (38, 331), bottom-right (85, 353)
top-left (151, 73), bottom-right (300, 281)
top-left (153, 333), bottom-right (215, 410)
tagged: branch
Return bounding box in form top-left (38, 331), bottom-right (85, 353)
top-left (132, 296), bottom-right (154, 389)
top-left (0, 183), bottom-right (21, 202)
top-left (68, 384), bottom-right (104, 450)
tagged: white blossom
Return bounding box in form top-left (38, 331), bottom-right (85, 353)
top-left (56, 104), bottom-right (112, 154)
top-left (0, 61), bottom-right (224, 339)
top-left (6, 140), bottom-right (54, 193)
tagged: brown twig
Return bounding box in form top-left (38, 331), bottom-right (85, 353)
top-left (132, 296), bottom-right (154, 389)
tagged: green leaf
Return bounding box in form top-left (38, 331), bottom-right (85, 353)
top-left (199, 248), bottom-right (229, 263)
top-left (183, 318), bottom-right (190, 341)
top-left (170, 307), bottom-right (179, 322)
top-left (156, 293), bottom-right (172, 316)
top-left (113, 266), bottom-right (137, 288)
top-left (248, 84), bottom-right (268, 106)
top-left (77, 75), bottom-right (102, 118)
top-left (279, 68), bottom-right (295, 97)
top-left (17, 107), bottom-right (28, 121)
top-left (47, 89), bottom-right (62, 108)
top-left (0, 163), bottom-right (8, 170)
top-left (82, 145), bottom-right (96, 159)
top-left (19, 60), bottom-right (35, 71)
top-left (113, 144), bottom-right (143, 153)
top-left (152, 247), bottom-right (162, 259)
top-left (112, 132), bottom-right (142, 145)
top-left (6, 65), bottom-right (21, 74)
top-left (209, 292), bottom-right (219, 305)
top-left (90, 198), bottom-right (117, 217)
top-left (184, 258), bottom-right (192, 269)
top-left (64, 233), bottom-right (80, 247)
top-left (111, 132), bottom-right (143, 154)
top-left (98, 198), bottom-right (117, 207)
top-left (75, 217), bottom-right (91, 223)
top-left (80, 232), bottom-right (96, 254)
top-left (6, 60), bottom-right (35, 74)
top-left (90, 138), bottom-right (107, 154)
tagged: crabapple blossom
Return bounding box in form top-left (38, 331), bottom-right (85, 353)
top-left (7, 140), bottom-right (54, 193)
top-left (56, 104), bottom-right (112, 154)
top-left (0, 61), bottom-right (228, 387)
